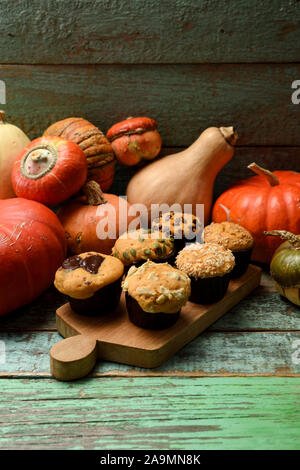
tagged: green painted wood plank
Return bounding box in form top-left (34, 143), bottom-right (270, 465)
top-left (0, 331), bottom-right (299, 377)
top-left (1, 1), bottom-right (299, 64)
top-left (110, 147), bottom-right (300, 197)
top-left (0, 377), bottom-right (298, 449)
top-left (1, 273), bottom-right (299, 333)
top-left (1, 64), bottom-right (300, 146)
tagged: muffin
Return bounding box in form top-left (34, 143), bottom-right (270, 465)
top-left (112, 228), bottom-right (175, 269)
top-left (175, 243), bottom-right (235, 304)
top-left (151, 211), bottom-right (203, 253)
top-left (122, 260), bottom-right (191, 329)
top-left (203, 222), bottom-right (254, 278)
top-left (54, 251), bottom-right (124, 316)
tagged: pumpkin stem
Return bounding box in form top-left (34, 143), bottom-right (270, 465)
top-left (0, 110), bottom-right (5, 123)
top-left (219, 126), bottom-right (238, 146)
top-left (248, 163), bottom-right (279, 186)
top-left (264, 230), bottom-right (300, 249)
top-left (82, 181), bottom-right (107, 205)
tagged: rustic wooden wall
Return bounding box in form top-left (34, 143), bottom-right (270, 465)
top-left (0, 0), bottom-right (299, 197)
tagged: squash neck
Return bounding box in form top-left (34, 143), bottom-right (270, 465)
top-left (188, 127), bottom-right (235, 177)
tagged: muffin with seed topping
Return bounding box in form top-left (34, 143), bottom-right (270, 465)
top-left (122, 260), bottom-right (191, 329)
top-left (203, 222), bottom-right (254, 278)
top-left (151, 211), bottom-right (203, 253)
top-left (112, 228), bottom-right (175, 270)
top-left (54, 251), bottom-right (124, 316)
top-left (175, 243), bottom-right (235, 304)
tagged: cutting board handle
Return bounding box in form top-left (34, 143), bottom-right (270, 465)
top-left (50, 335), bottom-right (97, 381)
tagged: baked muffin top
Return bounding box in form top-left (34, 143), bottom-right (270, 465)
top-left (54, 251), bottom-right (124, 299)
top-left (151, 211), bottom-right (202, 241)
top-left (203, 222), bottom-right (253, 251)
top-left (176, 242), bottom-right (235, 278)
top-left (122, 260), bottom-right (191, 314)
top-left (112, 228), bottom-right (174, 266)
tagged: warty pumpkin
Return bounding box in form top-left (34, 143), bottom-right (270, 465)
top-left (212, 163), bottom-right (300, 263)
top-left (0, 110), bottom-right (30, 199)
top-left (57, 181), bottom-right (135, 255)
top-left (44, 117), bottom-right (116, 191)
top-left (0, 198), bottom-right (67, 316)
top-left (265, 230), bottom-right (300, 306)
top-left (107, 117), bottom-right (162, 166)
top-left (126, 126), bottom-right (238, 225)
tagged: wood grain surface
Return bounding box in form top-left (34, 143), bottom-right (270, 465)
top-left (1, 64), bottom-right (300, 146)
top-left (1, 331), bottom-right (300, 378)
top-left (0, 377), bottom-right (299, 450)
top-left (1, 0), bottom-right (299, 64)
top-left (0, 0), bottom-right (299, 450)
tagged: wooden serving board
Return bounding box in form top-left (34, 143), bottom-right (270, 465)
top-left (50, 265), bottom-right (262, 381)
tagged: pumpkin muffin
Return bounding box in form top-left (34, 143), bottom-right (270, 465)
top-left (54, 251), bottom-right (124, 316)
top-left (112, 228), bottom-right (175, 269)
top-left (122, 260), bottom-right (191, 329)
top-left (176, 243), bottom-right (235, 304)
top-left (203, 222), bottom-right (254, 278)
top-left (151, 211), bottom-right (203, 253)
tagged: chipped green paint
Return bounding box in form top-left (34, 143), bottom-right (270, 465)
top-left (0, 377), bottom-right (299, 449)
top-left (0, 331), bottom-right (299, 377)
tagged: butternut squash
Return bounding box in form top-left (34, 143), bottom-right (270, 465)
top-left (126, 126), bottom-right (238, 224)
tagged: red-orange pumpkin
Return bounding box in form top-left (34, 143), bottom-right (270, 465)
top-left (212, 163), bottom-right (300, 263)
top-left (12, 136), bottom-right (87, 206)
top-left (107, 117), bottom-right (162, 166)
top-left (0, 198), bottom-right (67, 316)
top-left (57, 181), bottom-right (135, 255)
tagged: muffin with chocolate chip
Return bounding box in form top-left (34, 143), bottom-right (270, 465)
top-left (122, 260), bottom-right (191, 330)
top-left (151, 211), bottom-right (202, 253)
top-left (204, 222), bottom-right (254, 278)
top-left (112, 228), bottom-right (175, 269)
top-left (176, 243), bottom-right (235, 304)
top-left (54, 251), bottom-right (124, 316)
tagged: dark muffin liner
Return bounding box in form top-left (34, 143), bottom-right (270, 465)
top-left (231, 247), bottom-right (253, 278)
top-left (125, 293), bottom-right (180, 330)
top-left (69, 277), bottom-right (122, 316)
top-left (189, 271), bottom-right (232, 304)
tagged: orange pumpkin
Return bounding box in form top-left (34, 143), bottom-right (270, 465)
top-left (212, 163), bottom-right (300, 263)
top-left (107, 117), bottom-right (162, 166)
top-left (44, 117), bottom-right (116, 191)
top-left (57, 181), bottom-right (135, 255)
top-left (0, 198), bottom-right (66, 316)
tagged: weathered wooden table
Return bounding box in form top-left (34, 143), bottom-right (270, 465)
top-left (0, 270), bottom-right (299, 449)
top-left (0, 0), bottom-right (299, 450)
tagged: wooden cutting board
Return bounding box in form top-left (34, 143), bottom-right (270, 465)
top-left (50, 265), bottom-right (262, 381)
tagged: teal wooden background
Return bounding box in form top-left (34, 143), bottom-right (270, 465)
top-left (0, 0), bottom-right (299, 198)
top-left (0, 0), bottom-right (300, 450)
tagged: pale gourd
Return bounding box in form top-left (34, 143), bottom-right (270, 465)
top-left (0, 110), bottom-right (30, 199)
top-left (126, 126), bottom-right (238, 224)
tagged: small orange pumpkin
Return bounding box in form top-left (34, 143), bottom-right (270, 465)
top-left (107, 117), bottom-right (162, 166)
top-left (44, 117), bottom-right (116, 191)
top-left (212, 163), bottom-right (300, 263)
top-left (57, 181), bottom-right (135, 255)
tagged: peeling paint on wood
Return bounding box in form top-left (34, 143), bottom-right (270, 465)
top-left (0, 1), bottom-right (299, 64)
top-left (0, 377), bottom-right (299, 449)
top-left (0, 331), bottom-right (299, 377)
